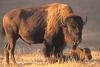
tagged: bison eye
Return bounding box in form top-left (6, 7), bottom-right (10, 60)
top-left (69, 28), bottom-right (74, 33)
top-left (71, 25), bottom-right (76, 29)
top-left (72, 26), bottom-right (76, 28)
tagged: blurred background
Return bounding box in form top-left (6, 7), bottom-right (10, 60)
top-left (0, 0), bottom-right (100, 54)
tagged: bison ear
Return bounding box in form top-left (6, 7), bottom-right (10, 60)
top-left (83, 48), bottom-right (91, 53)
top-left (83, 16), bottom-right (87, 25)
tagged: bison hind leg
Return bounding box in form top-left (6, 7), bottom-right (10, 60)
top-left (4, 32), bottom-right (19, 66)
top-left (4, 43), bottom-right (10, 65)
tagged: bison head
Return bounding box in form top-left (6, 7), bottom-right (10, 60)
top-left (61, 15), bottom-right (87, 49)
top-left (83, 48), bottom-right (92, 61)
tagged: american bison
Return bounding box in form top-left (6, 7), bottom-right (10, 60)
top-left (2, 3), bottom-right (87, 65)
top-left (65, 47), bottom-right (92, 61)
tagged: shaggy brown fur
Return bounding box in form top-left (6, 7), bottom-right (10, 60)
top-left (2, 3), bottom-right (86, 65)
top-left (44, 3), bottom-right (74, 41)
top-left (65, 47), bottom-right (92, 61)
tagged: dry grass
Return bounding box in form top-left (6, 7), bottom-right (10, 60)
top-left (0, 50), bottom-right (100, 67)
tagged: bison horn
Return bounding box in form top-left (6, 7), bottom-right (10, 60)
top-left (84, 16), bottom-right (87, 25)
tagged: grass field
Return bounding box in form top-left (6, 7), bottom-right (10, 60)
top-left (0, 0), bottom-right (100, 67)
top-left (0, 50), bottom-right (100, 67)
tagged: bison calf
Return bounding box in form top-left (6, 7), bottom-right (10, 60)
top-left (65, 47), bottom-right (92, 61)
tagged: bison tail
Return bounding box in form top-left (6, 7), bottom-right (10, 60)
top-left (1, 25), bottom-right (5, 37)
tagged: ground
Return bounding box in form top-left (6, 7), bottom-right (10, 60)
top-left (0, 50), bottom-right (100, 67)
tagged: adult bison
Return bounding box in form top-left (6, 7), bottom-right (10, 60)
top-left (2, 3), bottom-right (87, 65)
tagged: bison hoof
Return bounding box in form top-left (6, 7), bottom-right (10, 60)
top-left (45, 57), bottom-right (58, 63)
top-left (4, 63), bottom-right (10, 67)
top-left (45, 55), bottom-right (67, 63)
top-left (12, 63), bottom-right (18, 67)
top-left (57, 55), bottom-right (68, 63)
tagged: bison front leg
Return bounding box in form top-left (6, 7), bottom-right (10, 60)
top-left (43, 40), bottom-right (59, 63)
top-left (43, 40), bottom-right (54, 58)
top-left (43, 28), bottom-right (57, 63)
top-left (53, 45), bottom-right (66, 62)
